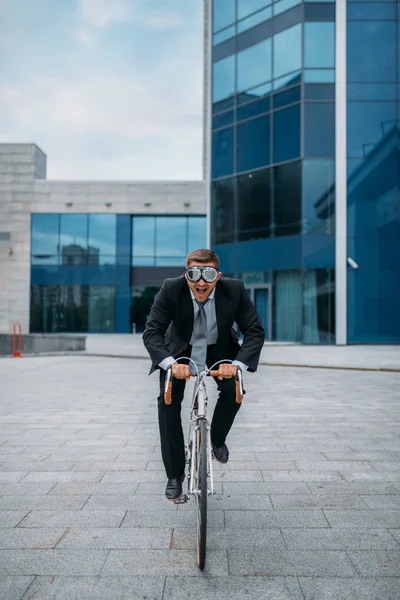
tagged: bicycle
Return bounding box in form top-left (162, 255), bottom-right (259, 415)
top-left (164, 357), bottom-right (244, 570)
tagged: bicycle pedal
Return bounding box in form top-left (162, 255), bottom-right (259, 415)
top-left (174, 494), bottom-right (189, 505)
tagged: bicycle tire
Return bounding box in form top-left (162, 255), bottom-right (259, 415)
top-left (196, 418), bottom-right (208, 570)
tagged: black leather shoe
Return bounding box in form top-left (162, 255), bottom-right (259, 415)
top-left (165, 476), bottom-right (183, 500)
top-left (212, 442), bottom-right (229, 464)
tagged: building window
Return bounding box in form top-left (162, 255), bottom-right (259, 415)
top-left (31, 214), bottom-right (59, 265)
top-left (88, 214), bottom-right (117, 265)
top-left (237, 169), bottom-right (272, 241)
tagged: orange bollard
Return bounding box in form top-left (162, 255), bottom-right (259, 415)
top-left (12, 322), bottom-right (22, 357)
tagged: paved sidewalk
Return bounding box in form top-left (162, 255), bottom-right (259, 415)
top-left (85, 334), bottom-right (400, 372)
top-left (1, 356), bottom-right (400, 599)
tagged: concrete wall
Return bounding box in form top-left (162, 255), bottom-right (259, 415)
top-left (0, 143), bottom-right (207, 335)
top-left (0, 333), bottom-right (86, 356)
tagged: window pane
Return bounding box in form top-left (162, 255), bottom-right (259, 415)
top-left (237, 82), bottom-right (272, 105)
top-left (88, 286), bottom-right (115, 332)
top-left (304, 69), bottom-right (335, 83)
top-left (31, 214), bottom-right (59, 265)
top-left (304, 83), bottom-right (335, 100)
top-left (88, 214), bottom-right (116, 266)
top-left (274, 0), bottom-right (301, 16)
top-left (273, 71), bottom-right (302, 91)
top-left (273, 23), bottom-right (301, 79)
top-left (211, 178), bottom-right (235, 244)
top-left (237, 169), bottom-right (272, 241)
top-left (347, 22), bottom-right (397, 82)
top-left (347, 102), bottom-right (397, 158)
top-left (237, 38), bottom-right (272, 92)
top-left (212, 127), bottom-right (234, 179)
top-left (304, 23), bottom-right (335, 69)
top-left (273, 85), bottom-right (300, 110)
top-left (302, 269), bottom-right (335, 344)
top-left (156, 217), bottom-right (187, 257)
top-left (30, 285), bottom-right (59, 333)
top-left (302, 159), bottom-right (335, 231)
top-left (237, 6), bottom-right (272, 33)
top-left (59, 214), bottom-right (88, 265)
top-left (212, 55), bottom-right (235, 104)
top-left (132, 216), bottom-right (155, 258)
top-left (238, 0), bottom-right (270, 20)
top-left (237, 114), bottom-right (271, 172)
top-left (273, 161), bottom-right (302, 236)
top-left (347, 83), bottom-right (397, 101)
top-left (304, 102), bottom-right (335, 157)
top-left (213, 0), bottom-right (235, 32)
top-left (213, 110), bottom-right (234, 130)
top-left (347, 2), bottom-right (397, 20)
top-left (273, 104), bottom-right (301, 163)
top-left (237, 96), bottom-right (270, 121)
top-left (188, 217), bottom-right (207, 252)
top-left (58, 285), bottom-right (88, 332)
top-left (213, 26), bottom-right (235, 45)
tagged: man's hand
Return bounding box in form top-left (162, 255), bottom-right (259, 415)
top-left (215, 363), bottom-right (237, 380)
top-left (172, 363), bottom-right (192, 382)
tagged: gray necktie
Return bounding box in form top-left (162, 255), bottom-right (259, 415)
top-left (190, 299), bottom-right (209, 374)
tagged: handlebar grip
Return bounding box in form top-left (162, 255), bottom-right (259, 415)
top-left (164, 379), bottom-right (172, 405)
top-left (235, 379), bottom-right (243, 404)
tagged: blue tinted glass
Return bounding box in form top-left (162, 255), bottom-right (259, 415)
top-left (273, 161), bottom-right (302, 236)
top-left (237, 6), bottom-right (272, 33)
top-left (304, 69), bottom-right (335, 83)
top-left (212, 55), bottom-right (235, 104)
top-left (237, 38), bottom-right (272, 92)
top-left (273, 104), bottom-right (301, 163)
top-left (213, 26), bottom-right (235, 45)
top-left (302, 160), bottom-right (335, 229)
top-left (237, 96), bottom-right (271, 121)
top-left (347, 83), bottom-right (397, 101)
top-left (213, 110), bottom-right (234, 130)
top-left (347, 102), bottom-right (397, 158)
top-left (304, 83), bottom-right (335, 100)
top-left (156, 217), bottom-right (187, 258)
top-left (213, 0), bottom-right (235, 32)
top-left (274, 0), bottom-right (301, 16)
top-left (60, 214), bottom-right (88, 264)
top-left (155, 257), bottom-right (186, 266)
top-left (347, 2), bottom-right (397, 20)
top-left (347, 22), bottom-right (396, 82)
top-left (132, 216), bottom-right (155, 258)
top-left (88, 214), bottom-right (116, 266)
top-left (238, 0), bottom-right (270, 20)
top-left (273, 85), bottom-right (300, 109)
top-left (31, 214), bottom-right (59, 264)
top-left (304, 23), bottom-right (335, 69)
top-left (237, 82), bottom-right (272, 105)
top-left (304, 102), bottom-right (335, 157)
top-left (273, 71), bottom-right (302, 90)
top-left (273, 23), bottom-right (302, 79)
top-left (212, 127), bottom-right (234, 178)
top-left (188, 217), bottom-right (207, 252)
top-left (237, 114), bottom-right (271, 172)
top-left (132, 256), bottom-right (155, 266)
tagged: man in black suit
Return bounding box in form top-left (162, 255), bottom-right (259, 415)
top-left (143, 248), bottom-right (265, 500)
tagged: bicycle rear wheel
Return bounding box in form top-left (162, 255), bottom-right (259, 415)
top-left (196, 418), bottom-right (208, 569)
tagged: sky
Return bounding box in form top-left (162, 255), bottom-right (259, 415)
top-left (0, 0), bottom-right (204, 180)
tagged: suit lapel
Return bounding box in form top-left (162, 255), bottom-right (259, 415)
top-left (179, 281), bottom-right (194, 342)
top-left (215, 282), bottom-right (228, 337)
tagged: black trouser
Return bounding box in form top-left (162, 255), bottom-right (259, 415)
top-left (157, 356), bottom-right (241, 479)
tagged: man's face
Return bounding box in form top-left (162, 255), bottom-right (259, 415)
top-left (185, 261), bottom-right (222, 302)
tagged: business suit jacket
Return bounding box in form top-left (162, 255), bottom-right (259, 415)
top-left (142, 276), bottom-right (265, 375)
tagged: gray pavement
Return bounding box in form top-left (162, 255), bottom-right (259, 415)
top-left (0, 355), bottom-right (399, 599)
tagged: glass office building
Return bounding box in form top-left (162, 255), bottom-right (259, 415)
top-left (209, 0), bottom-right (400, 343)
top-left (30, 214), bottom-right (206, 334)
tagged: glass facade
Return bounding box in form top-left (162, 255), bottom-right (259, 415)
top-left (30, 214), bottom-right (206, 333)
top-left (211, 0), bottom-right (336, 342)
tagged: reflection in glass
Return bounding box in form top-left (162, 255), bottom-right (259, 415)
top-left (213, 110), bottom-right (234, 130)
top-left (273, 85), bottom-right (300, 109)
top-left (274, 270), bottom-right (302, 341)
top-left (304, 102), bottom-right (335, 157)
top-left (188, 217), bottom-right (207, 253)
top-left (237, 169), bottom-right (272, 241)
top-left (347, 102), bottom-right (397, 158)
top-left (132, 216), bottom-right (155, 260)
top-left (347, 83), bottom-right (397, 101)
top-left (238, 0), bottom-right (270, 20)
top-left (302, 160), bottom-right (335, 232)
top-left (237, 82), bottom-right (272, 105)
top-left (212, 55), bottom-right (235, 104)
top-left (303, 269), bottom-right (335, 343)
top-left (347, 22), bottom-right (396, 82)
top-left (88, 214), bottom-right (116, 265)
top-left (212, 127), bottom-right (234, 179)
top-left (273, 161), bottom-right (301, 236)
top-left (156, 217), bottom-right (187, 257)
top-left (273, 71), bottom-right (302, 91)
top-left (237, 39), bottom-right (272, 92)
top-left (347, 2), bottom-right (397, 21)
top-left (131, 286), bottom-right (160, 334)
top-left (304, 23), bottom-right (335, 69)
top-left (30, 285), bottom-right (59, 332)
top-left (60, 214), bottom-right (88, 265)
top-left (237, 114), bottom-right (271, 172)
top-left (213, 0), bottom-right (235, 32)
top-left (88, 286), bottom-right (115, 332)
top-left (273, 23), bottom-right (301, 80)
top-left (273, 0), bottom-right (301, 16)
top-left (237, 96), bottom-right (270, 121)
top-left (211, 178), bottom-right (235, 244)
top-left (58, 285), bottom-right (88, 332)
top-left (304, 69), bottom-right (335, 83)
top-left (273, 103), bottom-right (301, 164)
top-left (213, 26), bottom-right (235, 45)
top-left (237, 6), bottom-right (272, 33)
top-left (31, 214), bottom-right (59, 265)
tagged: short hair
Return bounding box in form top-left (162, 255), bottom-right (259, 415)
top-left (186, 248), bottom-right (220, 270)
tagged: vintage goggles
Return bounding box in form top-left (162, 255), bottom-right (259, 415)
top-left (186, 265), bottom-right (218, 283)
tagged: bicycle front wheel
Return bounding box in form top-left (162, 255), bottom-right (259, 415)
top-left (196, 418), bottom-right (208, 570)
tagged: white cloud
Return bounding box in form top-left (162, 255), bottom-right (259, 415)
top-left (81, 0), bottom-right (134, 28)
top-left (76, 29), bottom-right (94, 47)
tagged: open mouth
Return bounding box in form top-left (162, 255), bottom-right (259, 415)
top-left (195, 286), bottom-right (208, 297)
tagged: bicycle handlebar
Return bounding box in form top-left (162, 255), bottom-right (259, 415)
top-left (164, 365), bottom-right (243, 406)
